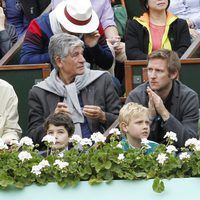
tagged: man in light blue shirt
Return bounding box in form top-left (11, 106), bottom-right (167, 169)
top-left (168, 0), bottom-right (200, 39)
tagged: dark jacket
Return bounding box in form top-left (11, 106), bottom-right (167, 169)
top-left (27, 73), bottom-right (120, 149)
top-left (0, 23), bottom-right (17, 58)
top-left (5, 0), bottom-right (29, 38)
top-left (126, 80), bottom-right (199, 148)
top-left (125, 12), bottom-right (191, 60)
top-left (20, 13), bottom-right (113, 70)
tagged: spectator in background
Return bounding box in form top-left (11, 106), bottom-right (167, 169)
top-left (3, 0), bottom-right (50, 38)
top-left (20, 0), bottom-right (113, 72)
top-left (51, 0), bottom-right (126, 66)
top-left (27, 33), bottom-right (120, 150)
top-left (3, 0), bottom-right (28, 38)
top-left (125, 0), bottom-right (191, 60)
top-left (0, 5), bottom-right (17, 58)
top-left (0, 79), bottom-right (22, 145)
top-left (168, 0), bottom-right (200, 39)
top-left (126, 49), bottom-right (199, 149)
top-left (19, 0), bottom-right (50, 23)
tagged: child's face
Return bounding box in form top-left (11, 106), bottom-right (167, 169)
top-left (47, 124), bottom-right (70, 150)
top-left (122, 114), bottom-right (150, 143)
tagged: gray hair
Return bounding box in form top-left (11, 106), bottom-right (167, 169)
top-left (48, 33), bottom-right (84, 70)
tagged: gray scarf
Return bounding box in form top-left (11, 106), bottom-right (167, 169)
top-left (35, 67), bottom-right (106, 137)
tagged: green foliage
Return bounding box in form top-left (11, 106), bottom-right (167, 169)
top-left (152, 177), bottom-right (165, 193)
top-left (0, 134), bottom-right (200, 193)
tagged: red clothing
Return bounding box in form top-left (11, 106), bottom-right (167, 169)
top-left (150, 22), bottom-right (165, 51)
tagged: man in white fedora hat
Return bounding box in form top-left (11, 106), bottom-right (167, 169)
top-left (20, 0), bottom-right (113, 72)
top-left (51, 0), bottom-right (127, 72)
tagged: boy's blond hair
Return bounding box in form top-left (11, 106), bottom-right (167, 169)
top-left (119, 102), bottom-right (149, 126)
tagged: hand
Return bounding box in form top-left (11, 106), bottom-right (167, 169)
top-left (82, 105), bottom-right (106, 122)
top-left (186, 19), bottom-right (194, 28)
top-left (147, 86), bottom-right (156, 118)
top-left (0, 7), bottom-right (5, 31)
top-left (54, 102), bottom-right (70, 114)
top-left (189, 28), bottom-right (200, 39)
top-left (106, 36), bottom-right (122, 54)
top-left (147, 87), bottom-right (169, 121)
top-left (83, 30), bottom-right (100, 47)
top-left (106, 35), bottom-right (120, 46)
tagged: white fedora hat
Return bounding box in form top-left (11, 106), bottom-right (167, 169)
top-left (55, 0), bottom-right (99, 34)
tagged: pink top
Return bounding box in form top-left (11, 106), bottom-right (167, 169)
top-left (150, 22), bottom-right (165, 51)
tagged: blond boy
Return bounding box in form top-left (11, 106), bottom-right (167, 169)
top-left (119, 102), bottom-right (158, 154)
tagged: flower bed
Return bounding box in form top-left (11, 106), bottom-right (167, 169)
top-left (0, 129), bottom-right (200, 193)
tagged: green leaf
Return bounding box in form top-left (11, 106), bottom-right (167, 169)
top-left (152, 178), bottom-right (165, 193)
top-left (15, 181), bottom-right (25, 189)
top-left (95, 163), bottom-right (103, 173)
top-left (0, 177), bottom-right (14, 188)
top-left (105, 161), bottom-right (112, 169)
top-left (88, 177), bottom-right (102, 185)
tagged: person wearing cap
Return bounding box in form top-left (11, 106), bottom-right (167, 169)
top-left (19, 0), bottom-right (113, 71)
top-left (27, 33), bottom-right (120, 150)
top-left (51, 0), bottom-right (126, 63)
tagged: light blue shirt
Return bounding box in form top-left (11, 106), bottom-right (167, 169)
top-left (168, 0), bottom-right (200, 32)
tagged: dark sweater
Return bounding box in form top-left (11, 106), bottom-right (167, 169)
top-left (125, 16), bottom-right (191, 60)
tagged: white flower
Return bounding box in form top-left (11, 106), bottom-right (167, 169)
top-left (80, 138), bottom-right (92, 146)
top-left (54, 159), bottom-right (69, 169)
top-left (185, 138), bottom-right (198, 147)
top-left (38, 159), bottom-right (50, 169)
top-left (116, 143), bottom-right (123, 149)
top-left (91, 132), bottom-right (106, 143)
top-left (164, 131), bottom-right (178, 142)
top-left (0, 139), bottom-right (8, 150)
top-left (166, 145), bottom-right (178, 154)
top-left (156, 153), bottom-right (168, 165)
top-left (69, 135), bottom-right (82, 143)
top-left (9, 140), bottom-right (20, 147)
top-left (42, 135), bottom-right (56, 144)
top-left (185, 138), bottom-right (200, 151)
top-left (193, 140), bottom-right (200, 151)
top-left (141, 138), bottom-right (150, 149)
top-left (58, 152), bottom-right (64, 158)
top-left (19, 137), bottom-right (34, 147)
top-left (31, 165), bottom-right (42, 175)
top-left (118, 153), bottom-right (125, 160)
top-left (179, 152), bottom-right (191, 160)
top-left (18, 151), bottom-right (32, 162)
top-left (109, 128), bottom-right (121, 135)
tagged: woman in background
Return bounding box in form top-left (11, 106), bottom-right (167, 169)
top-left (125, 0), bottom-right (191, 60)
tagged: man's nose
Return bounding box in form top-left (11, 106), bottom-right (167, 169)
top-left (80, 54), bottom-right (85, 62)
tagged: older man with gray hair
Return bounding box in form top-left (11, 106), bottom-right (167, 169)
top-left (27, 33), bottom-right (120, 150)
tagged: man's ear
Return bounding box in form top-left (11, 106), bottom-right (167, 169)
top-left (120, 122), bottom-right (128, 134)
top-left (55, 56), bottom-right (63, 69)
top-left (170, 70), bottom-right (179, 80)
